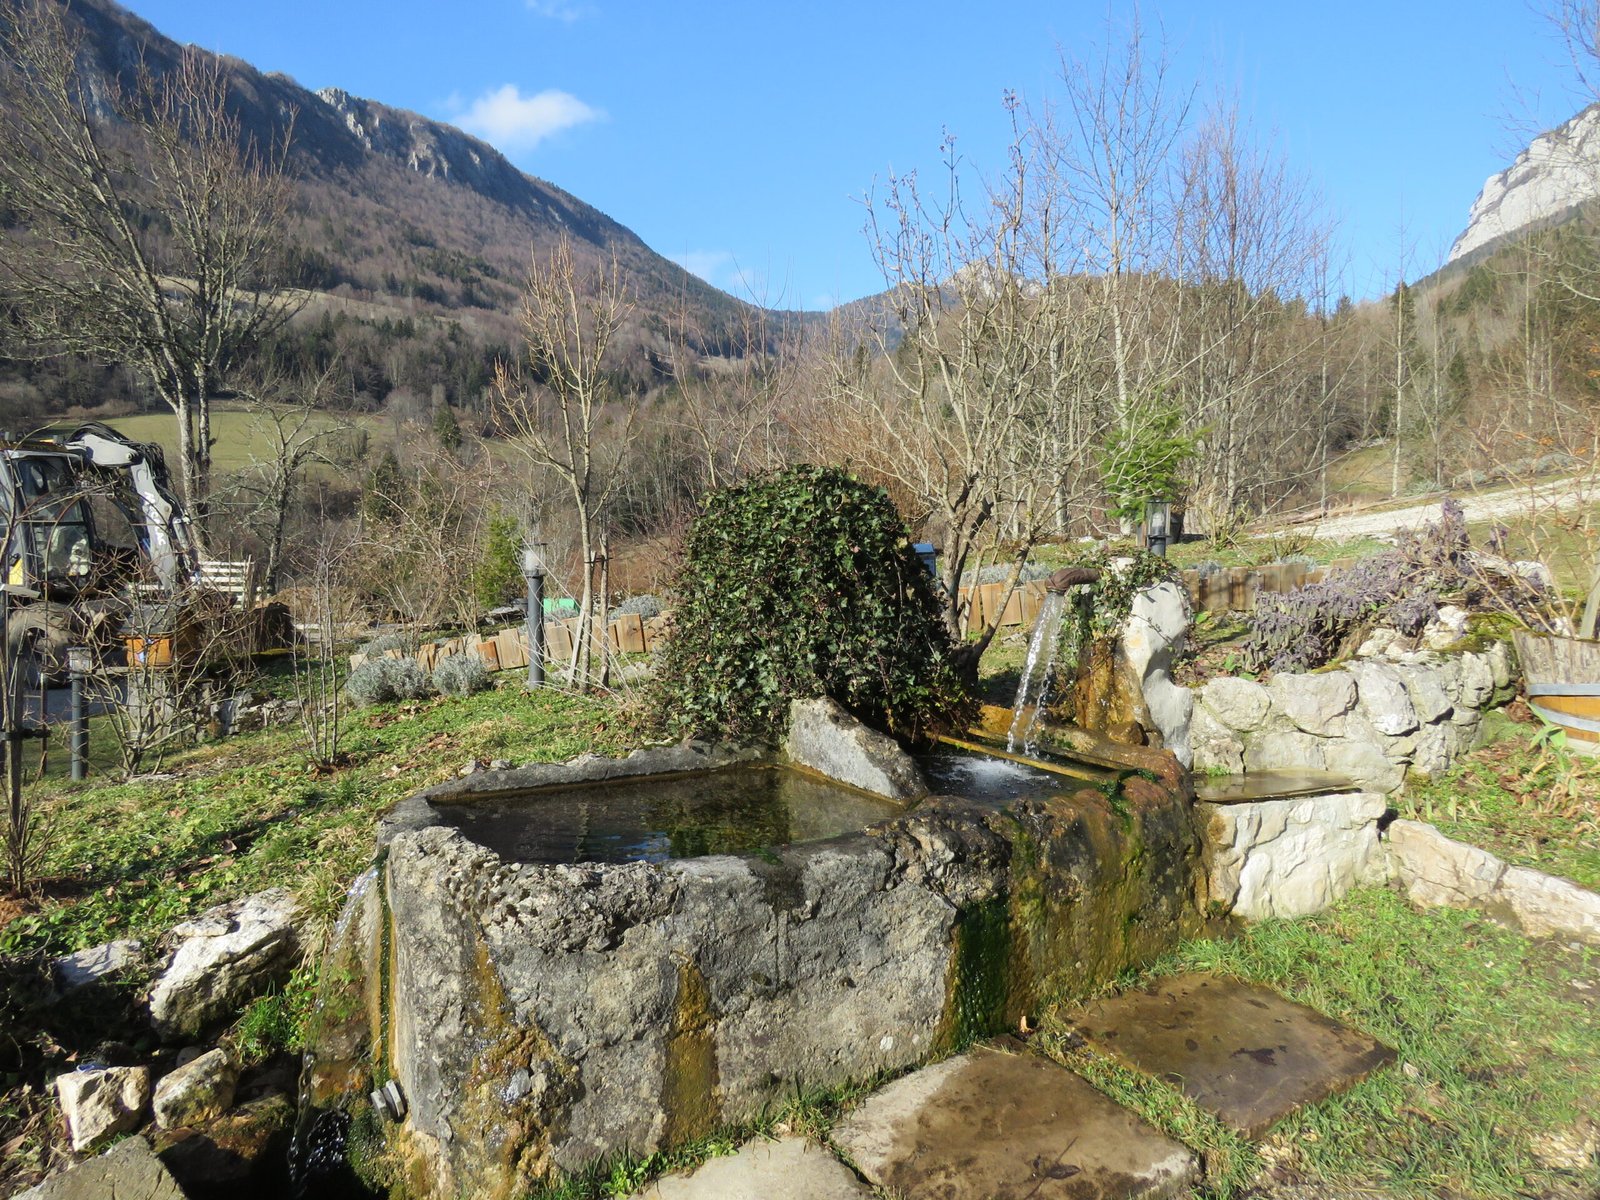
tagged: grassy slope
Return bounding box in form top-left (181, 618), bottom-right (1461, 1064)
top-left (3, 680), bottom-right (626, 956)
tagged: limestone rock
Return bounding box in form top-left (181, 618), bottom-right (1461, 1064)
top-left (1487, 640), bottom-right (1515, 691)
top-left (1410, 722), bottom-right (1461, 778)
top-left (148, 890), bottom-right (303, 1041)
top-left (1202, 792), bottom-right (1387, 920)
top-left (1189, 706), bottom-right (1244, 775)
top-left (16, 1136), bottom-right (185, 1200)
top-left (783, 697), bottom-right (928, 802)
top-left (628, 1136), bottom-right (872, 1199)
top-left (55, 1065), bottom-right (150, 1152)
top-left (1402, 670), bottom-right (1453, 724)
top-left (1120, 580), bottom-right (1195, 766)
top-left (53, 939), bottom-right (143, 995)
top-left (1456, 652), bottom-right (1496, 710)
top-left (1322, 737), bottom-right (1406, 794)
top-left (1498, 865), bottom-right (1600, 943)
top-left (153, 1049), bottom-right (237, 1129)
top-left (1386, 820), bottom-right (1504, 908)
top-left (1267, 670), bottom-right (1357, 736)
top-left (1244, 730), bottom-right (1326, 773)
top-left (1348, 661), bottom-right (1418, 737)
top-left (1200, 676), bottom-right (1271, 732)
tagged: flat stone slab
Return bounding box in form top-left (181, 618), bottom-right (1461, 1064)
top-left (17, 1137), bottom-right (187, 1199)
top-left (831, 1047), bottom-right (1198, 1200)
top-left (1069, 974), bottom-right (1395, 1138)
top-left (1193, 769), bottom-right (1360, 804)
top-left (627, 1136), bottom-right (871, 1199)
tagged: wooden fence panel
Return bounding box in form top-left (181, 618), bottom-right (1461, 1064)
top-left (617, 614), bottom-right (647, 654)
top-left (545, 621), bottom-right (573, 664)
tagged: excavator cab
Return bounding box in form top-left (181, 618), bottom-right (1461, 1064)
top-left (0, 426), bottom-right (199, 680)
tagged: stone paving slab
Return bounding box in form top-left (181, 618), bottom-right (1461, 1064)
top-left (1069, 973), bottom-right (1395, 1139)
top-left (627, 1135), bottom-right (872, 1199)
top-left (831, 1046), bottom-right (1199, 1200)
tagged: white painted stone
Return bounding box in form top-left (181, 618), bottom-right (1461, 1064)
top-left (1385, 820), bottom-right (1505, 908)
top-left (1348, 661), bottom-right (1418, 736)
top-left (1267, 671), bottom-right (1357, 736)
top-left (54, 1066), bottom-right (150, 1152)
top-left (1202, 792), bottom-right (1388, 921)
top-left (1200, 676), bottom-right (1272, 732)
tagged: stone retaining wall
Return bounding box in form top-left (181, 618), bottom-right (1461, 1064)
top-left (1189, 642), bottom-right (1517, 793)
top-left (312, 743), bottom-right (1204, 1199)
top-left (1199, 792), bottom-right (1389, 920)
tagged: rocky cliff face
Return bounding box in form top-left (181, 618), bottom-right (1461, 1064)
top-left (1450, 103), bottom-right (1600, 264)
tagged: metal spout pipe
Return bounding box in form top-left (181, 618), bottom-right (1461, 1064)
top-left (1044, 566), bottom-right (1101, 595)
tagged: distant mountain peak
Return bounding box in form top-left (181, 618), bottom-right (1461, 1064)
top-left (1450, 103), bottom-right (1600, 264)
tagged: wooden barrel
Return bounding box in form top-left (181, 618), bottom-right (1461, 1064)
top-left (1513, 630), bottom-right (1600, 751)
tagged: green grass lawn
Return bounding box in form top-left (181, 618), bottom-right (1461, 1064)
top-left (3, 679), bottom-right (626, 957)
top-left (1402, 709), bottom-right (1600, 891)
top-left (91, 407), bottom-right (392, 477)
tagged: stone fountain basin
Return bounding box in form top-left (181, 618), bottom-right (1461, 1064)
top-left (320, 738), bottom-right (1203, 1200)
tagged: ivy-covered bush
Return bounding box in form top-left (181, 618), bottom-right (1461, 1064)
top-left (346, 656), bottom-right (433, 707)
top-left (1243, 499), bottom-right (1544, 673)
top-left (652, 465), bottom-right (969, 741)
top-left (1055, 548), bottom-right (1183, 672)
top-left (432, 652), bottom-right (491, 697)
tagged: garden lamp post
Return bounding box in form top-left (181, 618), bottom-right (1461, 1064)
top-left (522, 536), bottom-right (546, 689)
top-left (67, 645), bottom-right (91, 781)
top-left (1145, 498), bottom-right (1173, 558)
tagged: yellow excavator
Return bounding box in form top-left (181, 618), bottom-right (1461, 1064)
top-left (0, 422), bottom-right (200, 679)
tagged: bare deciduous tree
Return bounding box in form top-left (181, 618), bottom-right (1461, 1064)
top-left (493, 235), bottom-right (636, 690)
top-left (0, 0), bottom-right (299, 531)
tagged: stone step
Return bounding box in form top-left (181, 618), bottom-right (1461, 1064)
top-left (1067, 973), bottom-right (1395, 1139)
top-left (627, 1136), bottom-right (874, 1199)
top-left (831, 1045), bottom-right (1199, 1200)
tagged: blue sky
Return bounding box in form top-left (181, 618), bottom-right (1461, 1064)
top-left (126, 0), bottom-right (1584, 309)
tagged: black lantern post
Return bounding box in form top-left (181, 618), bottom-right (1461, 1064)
top-left (67, 645), bottom-right (91, 781)
top-left (1145, 498), bottom-right (1173, 558)
top-left (521, 536), bottom-right (546, 689)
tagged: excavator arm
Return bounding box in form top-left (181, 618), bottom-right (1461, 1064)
top-left (62, 423), bottom-right (199, 592)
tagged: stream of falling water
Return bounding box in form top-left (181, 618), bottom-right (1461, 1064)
top-left (1007, 591), bottom-right (1066, 755)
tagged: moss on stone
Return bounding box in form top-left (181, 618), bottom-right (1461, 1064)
top-left (662, 958), bottom-right (722, 1147)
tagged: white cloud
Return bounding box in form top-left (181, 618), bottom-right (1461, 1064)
top-left (453, 85), bottom-right (602, 151)
top-left (527, 0), bottom-right (590, 19)
top-left (673, 250), bottom-right (734, 285)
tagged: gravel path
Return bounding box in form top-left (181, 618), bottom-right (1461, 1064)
top-left (1296, 477), bottom-right (1593, 541)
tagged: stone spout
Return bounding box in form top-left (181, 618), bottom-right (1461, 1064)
top-left (1045, 566), bottom-right (1101, 594)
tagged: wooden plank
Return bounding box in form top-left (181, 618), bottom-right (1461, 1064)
top-left (416, 642), bottom-right (440, 671)
top-left (999, 587), bottom-right (1024, 627)
top-left (618, 613), bottom-right (647, 654)
top-left (477, 639), bottom-right (501, 672)
top-left (545, 621), bottom-right (572, 663)
top-left (497, 628), bottom-right (528, 671)
top-left (979, 583), bottom-right (1004, 628)
top-left (1019, 581), bottom-right (1045, 626)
